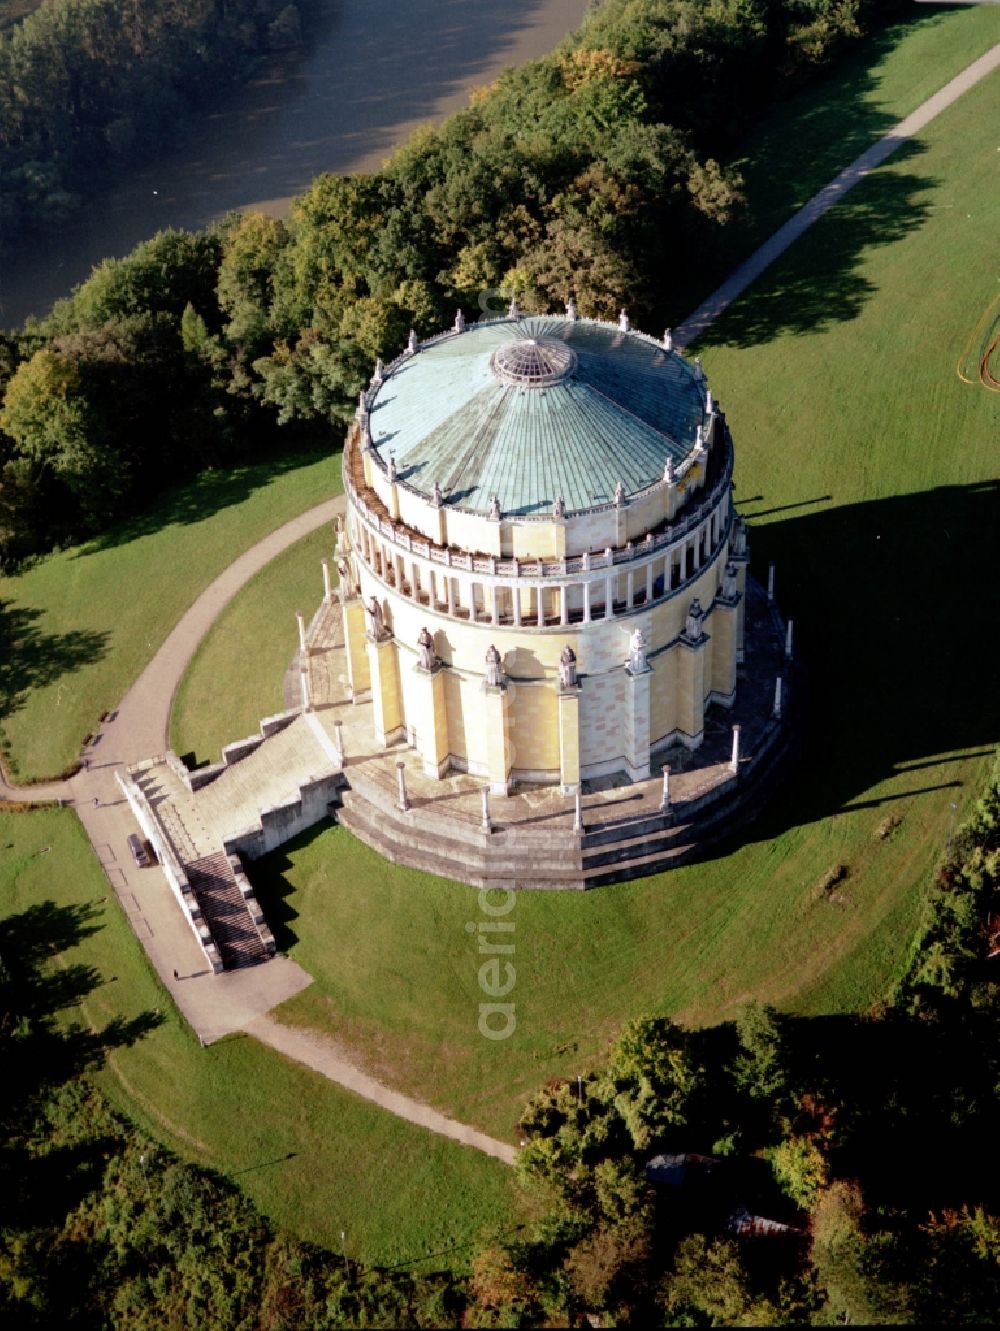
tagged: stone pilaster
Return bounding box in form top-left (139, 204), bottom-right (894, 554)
top-left (623, 664), bottom-right (652, 780)
top-left (709, 595), bottom-right (740, 706)
top-left (734, 560), bottom-right (749, 662)
top-left (367, 635), bottom-right (404, 746)
top-left (483, 683), bottom-right (512, 795)
top-left (676, 634), bottom-right (708, 749)
top-left (557, 687), bottom-right (581, 794)
top-left (729, 517), bottom-right (750, 663)
top-left (341, 596), bottom-right (371, 700)
top-left (410, 662), bottom-right (449, 778)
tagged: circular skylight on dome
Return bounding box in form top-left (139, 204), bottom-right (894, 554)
top-left (490, 336), bottom-right (578, 388)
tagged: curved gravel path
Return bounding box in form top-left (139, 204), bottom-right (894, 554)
top-left (0, 496), bottom-right (344, 802)
top-left (248, 1016), bottom-right (517, 1164)
top-left (2, 491), bottom-right (520, 1162)
top-left (674, 40), bottom-right (1000, 349)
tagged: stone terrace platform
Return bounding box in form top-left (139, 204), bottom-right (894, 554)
top-left (304, 577), bottom-right (793, 890)
top-left (124, 577), bottom-right (792, 971)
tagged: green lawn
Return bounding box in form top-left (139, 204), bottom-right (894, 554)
top-left (245, 49), bottom-right (1000, 1138)
top-left (3, 5), bottom-right (998, 1267)
top-left (668, 5), bottom-right (1000, 319)
top-left (171, 526), bottom-right (339, 768)
top-left (0, 808), bottom-right (517, 1267)
top-left (0, 450), bottom-right (338, 783)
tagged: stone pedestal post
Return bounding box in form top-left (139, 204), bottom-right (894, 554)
top-left (395, 761), bottom-right (409, 811)
top-left (366, 634), bottom-right (403, 747)
top-left (659, 765), bottom-right (670, 812)
top-left (299, 669), bottom-right (310, 711)
top-left (773, 676), bottom-right (783, 719)
top-left (296, 610), bottom-right (308, 654)
top-left (334, 719), bottom-right (344, 759)
top-left (322, 559), bottom-right (332, 601)
top-left (341, 596), bottom-right (371, 700)
top-left (730, 723), bottom-right (741, 774)
top-left (623, 664), bottom-right (652, 781)
top-left (676, 635), bottom-right (708, 749)
top-left (483, 683), bottom-right (513, 795)
top-left (767, 562), bottom-right (776, 604)
top-left (481, 787), bottom-right (492, 833)
top-left (557, 687), bottom-right (581, 794)
top-left (785, 619), bottom-right (794, 661)
top-left (410, 662), bottom-right (449, 778)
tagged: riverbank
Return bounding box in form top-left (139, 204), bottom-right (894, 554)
top-left (1, 0), bottom-right (589, 328)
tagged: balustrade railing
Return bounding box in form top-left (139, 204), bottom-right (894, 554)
top-left (348, 443), bottom-right (734, 585)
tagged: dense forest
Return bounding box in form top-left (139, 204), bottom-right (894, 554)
top-left (3, 755), bottom-right (998, 1326)
top-left (0, 0), bottom-right (305, 255)
top-left (0, 0), bottom-right (907, 567)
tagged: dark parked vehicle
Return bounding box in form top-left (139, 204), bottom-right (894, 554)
top-left (127, 833), bottom-right (150, 868)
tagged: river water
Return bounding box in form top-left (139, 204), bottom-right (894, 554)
top-left (0, 0), bottom-right (589, 328)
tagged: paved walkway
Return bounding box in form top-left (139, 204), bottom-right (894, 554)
top-left (0, 498), bottom-right (345, 1042)
top-left (2, 489), bottom-right (521, 1162)
top-left (674, 41), bottom-right (1000, 349)
top-left (248, 1016), bottom-right (517, 1164)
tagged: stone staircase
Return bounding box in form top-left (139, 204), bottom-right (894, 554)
top-left (580, 733), bottom-right (789, 886)
top-left (194, 714), bottom-right (336, 844)
top-left (336, 725), bottom-right (793, 890)
top-left (186, 852), bottom-right (271, 969)
top-left (337, 787), bottom-right (584, 889)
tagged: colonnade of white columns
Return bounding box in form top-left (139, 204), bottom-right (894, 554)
top-left (351, 495), bottom-right (730, 628)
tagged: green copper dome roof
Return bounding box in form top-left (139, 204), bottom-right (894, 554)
top-left (368, 316), bottom-right (707, 518)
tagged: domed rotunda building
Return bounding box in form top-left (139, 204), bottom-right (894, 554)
top-left (336, 306), bottom-right (753, 798)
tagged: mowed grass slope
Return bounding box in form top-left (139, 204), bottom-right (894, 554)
top-left (0, 808), bottom-right (517, 1266)
top-left (0, 451), bottom-right (339, 782)
top-left (247, 61), bottom-right (1000, 1137)
top-left (170, 527), bottom-right (338, 768)
top-left (668, 5), bottom-right (1000, 318)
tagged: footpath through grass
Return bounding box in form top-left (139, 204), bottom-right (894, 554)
top-left (171, 527), bottom-right (338, 767)
top-left (0, 808), bottom-right (517, 1267)
top-left (668, 4), bottom-right (1000, 319)
top-left (0, 449), bottom-right (339, 783)
top-left (250, 45), bottom-right (1000, 1137)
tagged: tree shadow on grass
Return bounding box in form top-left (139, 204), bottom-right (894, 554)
top-left (693, 139), bottom-right (935, 349)
top-left (1, 900), bottom-right (165, 1115)
top-left (664, 4), bottom-right (965, 332)
top-left (71, 444), bottom-right (335, 557)
top-left (732, 478), bottom-right (1000, 848)
top-left (0, 598), bottom-right (108, 730)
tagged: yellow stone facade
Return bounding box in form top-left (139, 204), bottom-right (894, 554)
top-left (338, 314), bottom-right (749, 794)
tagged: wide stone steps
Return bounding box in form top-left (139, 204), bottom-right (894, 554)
top-left (336, 790), bottom-right (587, 890)
top-left (133, 770), bottom-right (202, 864)
top-left (336, 728), bottom-right (793, 891)
top-left (583, 734), bottom-right (793, 887)
top-left (186, 851), bottom-right (269, 970)
top-left (345, 761), bottom-right (579, 852)
top-left (196, 714), bottom-right (337, 843)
